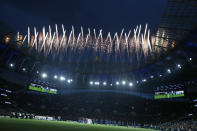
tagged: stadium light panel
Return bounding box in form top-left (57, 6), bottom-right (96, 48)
top-left (129, 82), bottom-right (133, 87)
top-left (177, 64), bottom-right (181, 69)
top-left (22, 68), bottom-right (26, 71)
top-left (5, 101), bottom-right (11, 104)
top-left (1, 93), bottom-right (7, 97)
top-left (67, 79), bottom-right (71, 83)
top-left (90, 81), bottom-right (93, 85)
top-left (150, 75), bottom-right (154, 79)
top-left (116, 81), bottom-right (119, 85)
top-left (94, 82), bottom-right (100, 85)
top-left (122, 81), bottom-right (126, 85)
top-left (5, 90), bottom-right (11, 93)
top-left (54, 75), bottom-right (58, 79)
top-left (9, 63), bottom-right (14, 68)
top-left (41, 73), bottom-right (47, 78)
top-left (60, 76), bottom-right (65, 81)
top-left (167, 69), bottom-right (171, 73)
top-left (193, 99), bottom-right (197, 102)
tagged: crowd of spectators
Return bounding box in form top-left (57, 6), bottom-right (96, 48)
top-left (13, 91), bottom-right (189, 125)
top-left (157, 119), bottom-right (197, 131)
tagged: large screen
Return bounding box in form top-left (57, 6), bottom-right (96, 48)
top-left (29, 83), bottom-right (57, 94)
top-left (154, 90), bottom-right (184, 99)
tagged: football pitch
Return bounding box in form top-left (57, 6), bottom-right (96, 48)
top-left (0, 117), bottom-right (158, 131)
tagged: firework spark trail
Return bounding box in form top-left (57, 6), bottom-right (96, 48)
top-left (27, 27), bottom-right (30, 46)
top-left (19, 24), bottom-right (154, 64)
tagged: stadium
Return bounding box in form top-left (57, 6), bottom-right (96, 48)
top-left (0, 0), bottom-right (197, 131)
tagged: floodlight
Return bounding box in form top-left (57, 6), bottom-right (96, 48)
top-left (150, 75), bottom-right (154, 79)
top-left (122, 81), bottom-right (126, 85)
top-left (90, 81), bottom-right (93, 85)
top-left (54, 75), bottom-right (58, 79)
top-left (9, 63), bottom-right (14, 68)
top-left (22, 68), bottom-right (26, 71)
top-left (41, 73), bottom-right (47, 78)
top-left (95, 82), bottom-right (100, 85)
top-left (129, 82), bottom-right (133, 87)
top-left (67, 79), bottom-right (71, 83)
top-left (116, 81), bottom-right (119, 85)
top-left (142, 79), bottom-right (146, 82)
top-left (177, 64), bottom-right (181, 69)
top-left (60, 76), bottom-right (65, 81)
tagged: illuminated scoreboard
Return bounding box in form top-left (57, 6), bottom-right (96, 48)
top-left (28, 83), bottom-right (57, 94)
top-left (154, 90), bottom-right (184, 99)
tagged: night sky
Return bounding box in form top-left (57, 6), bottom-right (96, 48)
top-left (0, 0), bottom-right (166, 35)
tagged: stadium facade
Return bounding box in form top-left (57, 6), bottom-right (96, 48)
top-left (155, 0), bottom-right (197, 52)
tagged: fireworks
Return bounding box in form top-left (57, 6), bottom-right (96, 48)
top-left (16, 24), bottom-right (155, 64)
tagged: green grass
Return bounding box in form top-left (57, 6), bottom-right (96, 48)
top-left (0, 117), bottom-right (157, 131)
